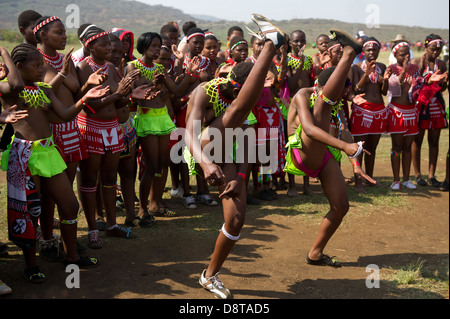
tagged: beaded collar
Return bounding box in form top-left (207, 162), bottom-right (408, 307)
top-left (130, 59), bottom-right (164, 82)
top-left (183, 54), bottom-right (211, 73)
top-left (19, 82), bottom-right (52, 109)
top-left (202, 77), bottom-right (234, 118)
top-left (38, 48), bottom-right (63, 72)
top-left (84, 56), bottom-right (109, 75)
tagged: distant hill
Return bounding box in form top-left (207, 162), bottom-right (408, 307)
top-left (0, 0), bottom-right (448, 45)
top-left (0, 0), bottom-right (195, 34)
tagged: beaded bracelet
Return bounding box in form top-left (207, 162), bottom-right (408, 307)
top-left (81, 98), bottom-right (95, 114)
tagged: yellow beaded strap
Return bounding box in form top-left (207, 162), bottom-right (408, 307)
top-left (130, 59), bottom-right (165, 83)
top-left (288, 53), bottom-right (313, 71)
top-left (19, 82), bottom-right (52, 109)
top-left (202, 78), bottom-right (233, 118)
top-left (310, 90), bottom-right (343, 139)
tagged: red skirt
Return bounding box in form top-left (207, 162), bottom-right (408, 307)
top-left (350, 102), bottom-right (387, 136)
top-left (386, 102), bottom-right (419, 136)
top-left (77, 114), bottom-right (124, 155)
top-left (418, 96), bottom-right (448, 130)
top-left (51, 118), bottom-right (88, 163)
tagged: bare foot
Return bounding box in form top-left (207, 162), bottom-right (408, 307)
top-left (288, 186), bottom-right (299, 197)
top-left (354, 183), bottom-right (367, 194)
top-left (303, 186), bottom-right (314, 196)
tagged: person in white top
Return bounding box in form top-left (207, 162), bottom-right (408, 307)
top-left (71, 23), bottom-right (96, 67)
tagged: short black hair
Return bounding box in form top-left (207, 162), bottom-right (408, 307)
top-left (229, 61), bottom-right (253, 86)
top-left (186, 27), bottom-right (204, 40)
top-left (317, 66), bottom-right (350, 88)
top-left (318, 66), bottom-right (335, 87)
top-left (160, 24), bottom-right (178, 35)
top-left (136, 32), bottom-right (162, 54)
top-left (327, 39), bottom-right (341, 50)
top-left (108, 34), bottom-right (122, 44)
top-left (18, 10), bottom-right (42, 29)
top-left (229, 36), bottom-right (247, 50)
top-left (316, 34), bottom-right (330, 42)
top-left (227, 26), bottom-right (244, 37)
top-left (291, 30), bottom-right (306, 38)
top-left (363, 37), bottom-right (380, 47)
top-left (182, 21), bottom-right (197, 35)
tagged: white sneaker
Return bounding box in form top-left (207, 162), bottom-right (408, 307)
top-left (0, 280), bottom-right (12, 296)
top-left (199, 269), bottom-right (232, 299)
top-left (402, 180), bottom-right (417, 190)
top-left (196, 194), bottom-right (218, 206)
top-left (245, 13), bottom-right (287, 49)
top-left (183, 195), bottom-right (197, 209)
top-left (390, 181), bottom-right (401, 190)
top-left (170, 186), bottom-right (183, 198)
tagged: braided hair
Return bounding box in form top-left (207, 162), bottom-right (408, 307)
top-left (227, 61), bottom-right (253, 87)
top-left (11, 43), bottom-right (41, 65)
top-left (83, 26), bottom-right (108, 48)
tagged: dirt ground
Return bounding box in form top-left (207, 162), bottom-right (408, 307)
top-left (0, 133), bottom-right (448, 304)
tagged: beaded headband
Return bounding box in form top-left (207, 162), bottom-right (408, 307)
top-left (231, 40), bottom-right (248, 51)
top-left (187, 33), bottom-right (205, 41)
top-left (33, 16), bottom-right (60, 35)
top-left (392, 42), bottom-right (409, 54)
top-left (363, 41), bottom-right (380, 48)
top-left (227, 70), bottom-right (242, 88)
top-left (205, 32), bottom-right (217, 40)
top-left (328, 43), bottom-right (342, 52)
top-left (426, 39), bottom-right (443, 48)
top-left (85, 31), bottom-right (109, 46)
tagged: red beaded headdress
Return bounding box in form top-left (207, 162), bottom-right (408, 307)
top-left (33, 16), bottom-right (60, 35)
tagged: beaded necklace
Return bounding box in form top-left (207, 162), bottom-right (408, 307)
top-left (288, 53), bottom-right (313, 71)
top-left (19, 82), bottom-right (52, 109)
top-left (389, 63), bottom-right (420, 83)
top-left (184, 54), bottom-right (211, 73)
top-left (310, 90), bottom-right (343, 139)
top-left (361, 60), bottom-right (382, 84)
top-left (38, 48), bottom-right (63, 72)
top-left (425, 58), bottom-right (439, 75)
top-left (130, 59), bottom-right (164, 82)
top-left (202, 77), bottom-right (233, 117)
top-left (84, 56), bottom-right (109, 75)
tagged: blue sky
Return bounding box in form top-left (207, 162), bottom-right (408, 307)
top-left (137, 0), bottom-right (449, 29)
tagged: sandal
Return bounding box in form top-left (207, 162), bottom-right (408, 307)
top-left (141, 214), bottom-right (156, 225)
top-left (329, 28), bottom-right (363, 54)
top-left (416, 176), bottom-right (427, 186)
top-left (63, 256), bottom-right (99, 268)
top-left (125, 217), bottom-right (154, 228)
top-left (150, 208), bottom-right (177, 217)
top-left (428, 177), bottom-right (441, 188)
top-left (306, 254), bottom-right (342, 268)
top-left (24, 267), bottom-right (46, 283)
